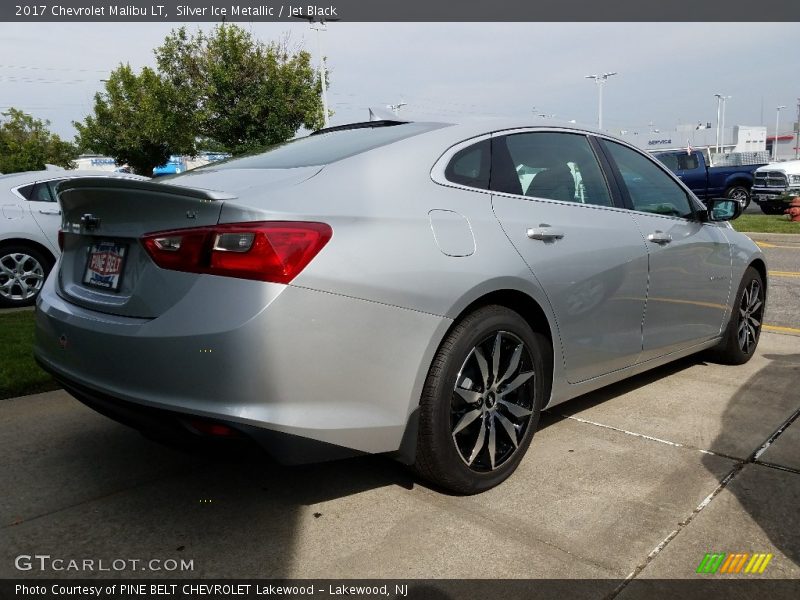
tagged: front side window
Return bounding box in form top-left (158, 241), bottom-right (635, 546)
top-left (603, 140), bottom-right (694, 218)
top-left (490, 132), bottom-right (613, 207)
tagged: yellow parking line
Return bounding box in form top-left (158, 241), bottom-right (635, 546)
top-left (764, 324), bottom-right (800, 335)
top-left (756, 242), bottom-right (800, 250)
top-left (769, 271), bottom-right (800, 278)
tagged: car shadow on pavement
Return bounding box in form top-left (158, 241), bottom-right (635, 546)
top-left (699, 351), bottom-right (800, 568)
top-left (546, 355), bottom-right (701, 425)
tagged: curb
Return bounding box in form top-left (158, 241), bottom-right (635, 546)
top-left (0, 306), bottom-right (35, 314)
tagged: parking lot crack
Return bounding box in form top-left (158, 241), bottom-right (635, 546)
top-left (604, 404), bottom-right (800, 598)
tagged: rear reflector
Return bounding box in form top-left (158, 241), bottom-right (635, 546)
top-left (188, 419), bottom-right (239, 437)
top-left (141, 221), bottom-right (332, 284)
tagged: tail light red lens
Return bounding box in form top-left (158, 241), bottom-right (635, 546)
top-left (141, 221), bottom-right (332, 284)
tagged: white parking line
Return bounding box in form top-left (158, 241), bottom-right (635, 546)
top-left (562, 414), bottom-right (719, 455)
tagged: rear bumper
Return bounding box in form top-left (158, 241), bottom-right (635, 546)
top-left (34, 272), bottom-right (449, 459)
top-left (39, 361), bottom-right (363, 464)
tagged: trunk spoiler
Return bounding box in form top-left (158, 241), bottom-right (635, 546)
top-left (56, 177), bottom-right (237, 202)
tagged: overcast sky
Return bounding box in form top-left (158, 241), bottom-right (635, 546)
top-left (1, 22), bottom-right (798, 140)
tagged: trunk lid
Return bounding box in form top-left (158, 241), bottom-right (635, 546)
top-left (56, 177), bottom-right (234, 318)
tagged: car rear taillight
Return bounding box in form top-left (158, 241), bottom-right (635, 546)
top-left (140, 221), bottom-right (332, 284)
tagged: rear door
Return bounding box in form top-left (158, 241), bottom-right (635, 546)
top-left (598, 139), bottom-right (732, 360)
top-left (490, 130), bottom-right (649, 383)
top-left (20, 180), bottom-right (61, 253)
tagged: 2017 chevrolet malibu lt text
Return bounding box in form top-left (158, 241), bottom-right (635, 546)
top-left (33, 121), bottom-right (766, 494)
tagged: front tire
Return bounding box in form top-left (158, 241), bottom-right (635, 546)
top-left (709, 267), bottom-right (764, 365)
top-left (0, 245), bottom-right (53, 308)
top-left (414, 305), bottom-right (548, 494)
top-left (726, 185), bottom-right (751, 211)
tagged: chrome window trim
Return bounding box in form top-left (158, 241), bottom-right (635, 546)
top-left (431, 126), bottom-right (632, 217)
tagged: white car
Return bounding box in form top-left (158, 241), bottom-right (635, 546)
top-left (1, 170), bottom-right (147, 308)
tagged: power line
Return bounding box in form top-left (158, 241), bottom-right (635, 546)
top-left (0, 63), bottom-right (109, 74)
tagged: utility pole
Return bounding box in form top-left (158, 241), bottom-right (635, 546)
top-left (310, 20), bottom-right (329, 128)
top-left (295, 13), bottom-right (339, 128)
top-left (774, 105), bottom-right (786, 161)
top-left (795, 98), bottom-right (800, 160)
top-left (585, 72), bottom-right (617, 130)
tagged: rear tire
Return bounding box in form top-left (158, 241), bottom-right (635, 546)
top-left (726, 185), bottom-right (751, 211)
top-left (709, 267), bottom-right (764, 365)
top-left (414, 305), bottom-right (548, 494)
top-left (0, 245), bottom-right (53, 308)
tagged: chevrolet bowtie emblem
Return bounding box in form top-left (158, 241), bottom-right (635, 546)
top-left (81, 214), bottom-right (101, 231)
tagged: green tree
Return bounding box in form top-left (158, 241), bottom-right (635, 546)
top-left (155, 25), bottom-right (326, 154)
top-left (0, 108), bottom-right (77, 174)
top-left (74, 64), bottom-right (195, 175)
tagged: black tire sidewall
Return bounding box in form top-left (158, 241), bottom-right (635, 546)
top-left (0, 245), bottom-right (53, 308)
top-left (423, 307), bottom-right (546, 494)
top-left (719, 267), bottom-right (764, 364)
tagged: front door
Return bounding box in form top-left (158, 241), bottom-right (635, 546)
top-left (600, 139), bottom-right (732, 360)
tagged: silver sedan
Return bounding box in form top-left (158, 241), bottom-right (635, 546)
top-left (33, 121), bottom-right (766, 493)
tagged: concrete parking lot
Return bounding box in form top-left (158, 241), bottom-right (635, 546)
top-left (1, 235), bottom-right (798, 591)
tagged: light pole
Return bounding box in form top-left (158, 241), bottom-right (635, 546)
top-left (585, 72), bottom-right (617, 130)
top-left (713, 93), bottom-right (723, 152)
top-left (719, 95), bottom-right (731, 154)
top-left (774, 105), bottom-right (786, 160)
top-left (387, 99), bottom-right (407, 116)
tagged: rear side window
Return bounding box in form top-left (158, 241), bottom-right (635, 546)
top-left (27, 182), bottom-right (56, 203)
top-left (213, 122), bottom-right (446, 170)
top-left (444, 140), bottom-right (490, 189)
top-left (654, 152), bottom-right (680, 171)
top-left (603, 140), bottom-right (694, 218)
top-left (16, 184), bottom-right (35, 200)
top-left (491, 132), bottom-right (614, 207)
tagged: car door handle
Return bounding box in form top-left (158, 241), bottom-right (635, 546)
top-left (38, 208), bottom-right (61, 215)
top-left (647, 232), bottom-right (672, 244)
top-left (527, 227), bottom-right (565, 241)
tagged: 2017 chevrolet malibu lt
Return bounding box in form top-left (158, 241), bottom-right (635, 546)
top-left (33, 121), bottom-right (766, 494)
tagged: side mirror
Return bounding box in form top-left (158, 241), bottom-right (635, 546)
top-left (706, 198), bottom-right (741, 222)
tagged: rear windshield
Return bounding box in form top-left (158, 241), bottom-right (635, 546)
top-left (213, 122), bottom-right (447, 170)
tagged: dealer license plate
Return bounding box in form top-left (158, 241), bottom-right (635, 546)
top-left (83, 241), bottom-right (128, 291)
